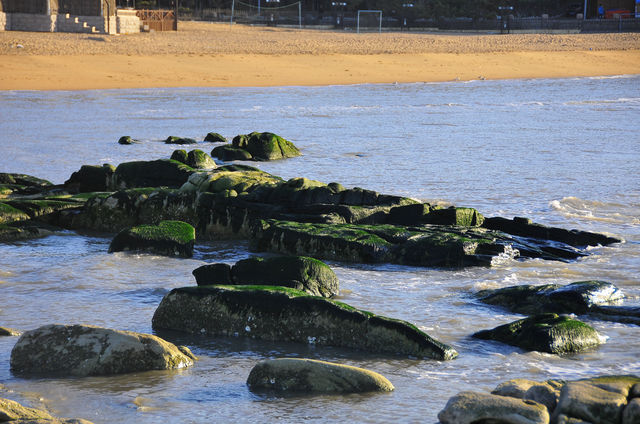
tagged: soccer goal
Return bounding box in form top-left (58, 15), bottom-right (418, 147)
top-left (356, 10), bottom-right (382, 33)
top-left (230, 0), bottom-right (302, 28)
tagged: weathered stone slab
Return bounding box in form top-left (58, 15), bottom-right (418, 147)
top-left (152, 285), bottom-right (457, 360)
top-left (247, 358), bottom-right (394, 393)
top-left (437, 391), bottom-right (550, 424)
top-left (108, 220), bottom-right (195, 258)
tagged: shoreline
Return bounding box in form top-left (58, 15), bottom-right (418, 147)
top-left (1, 22), bottom-right (639, 90)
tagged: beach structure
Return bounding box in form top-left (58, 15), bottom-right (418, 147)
top-left (0, 0), bottom-right (140, 34)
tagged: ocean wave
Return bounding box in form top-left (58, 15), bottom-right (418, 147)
top-left (564, 97), bottom-right (640, 106)
top-left (550, 196), bottom-right (640, 225)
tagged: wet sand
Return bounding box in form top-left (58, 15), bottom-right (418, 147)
top-left (1, 21), bottom-right (639, 90)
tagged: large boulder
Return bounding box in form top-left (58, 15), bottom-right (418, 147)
top-left (204, 132), bottom-right (227, 143)
top-left (473, 313), bottom-right (603, 354)
top-left (438, 391), bottom-right (550, 424)
top-left (247, 358), bottom-right (394, 394)
top-left (193, 256), bottom-right (339, 298)
top-left (118, 135), bottom-right (138, 145)
top-left (152, 285), bottom-right (458, 360)
top-left (492, 378), bottom-right (563, 413)
top-left (10, 324), bottom-right (195, 377)
top-left (108, 220), bottom-right (195, 258)
top-left (477, 281), bottom-right (624, 315)
top-left (165, 136), bottom-right (197, 145)
top-left (211, 145), bottom-right (254, 162)
top-left (112, 159), bottom-right (195, 189)
top-left (172, 149), bottom-right (216, 169)
top-left (64, 164), bottom-right (115, 193)
top-left (211, 132), bottom-right (301, 162)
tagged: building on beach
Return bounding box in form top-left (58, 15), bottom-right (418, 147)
top-left (0, 0), bottom-right (140, 34)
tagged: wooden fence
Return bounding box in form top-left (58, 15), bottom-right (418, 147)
top-left (136, 9), bottom-right (177, 30)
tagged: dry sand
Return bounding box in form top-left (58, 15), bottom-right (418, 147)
top-left (1, 21), bottom-right (639, 90)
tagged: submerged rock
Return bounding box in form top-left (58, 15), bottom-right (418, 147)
top-left (473, 313), bottom-right (603, 354)
top-left (0, 397), bottom-right (94, 423)
top-left (204, 132), bottom-right (227, 143)
top-left (152, 285), bottom-right (458, 360)
top-left (64, 164), bottom-right (115, 193)
top-left (10, 324), bottom-right (195, 377)
top-left (211, 145), bottom-right (253, 162)
top-left (477, 281), bottom-right (624, 315)
top-left (193, 256), bottom-right (339, 298)
top-left (247, 358), bottom-right (394, 394)
top-left (118, 136), bottom-right (138, 145)
top-left (171, 149), bottom-right (189, 164)
top-left (165, 136), bottom-right (197, 145)
top-left (108, 220), bottom-right (195, 258)
top-left (438, 391), bottom-right (550, 424)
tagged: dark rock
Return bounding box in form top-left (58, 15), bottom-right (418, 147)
top-left (165, 136), bottom-right (197, 145)
top-left (10, 324), bottom-right (194, 377)
top-left (211, 145), bottom-right (253, 161)
top-left (108, 220), bottom-right (195, 258)
top-left (4, 199), bottom-right (83, 223)
top-left (438, 391), bottom-right (550, 424)
top-left (193, 263), bottom-right (233, 285)
top-left (118, 136), bottom-right (138, 145)
top-left (472, 313), bottom-right (603, 354)
top-left (112, 159), bottom-right (195, 189)
top-left (170, 149), bottom-right (188, 164)
top-left (231, 256), bottom-right (339, 298)
top-left (64, 164), bottom-right (115, 193)
top-left (589, 305), bottom-right (640, 326)
top-left (0, 202), bottom-right (30, 224)
top-left (204, 132), bottom-right (227, 143)
top-left (228, 132), bottom-right (301, 161)
top-left (388, 203), bottom-right (430, 225)
top-left (0, 173), bottom-right (53, 195)
top-left (426, 206), bottom-right (485, 227)
top-left (247, 358), bottom-right (394, 393)
top-left (0, 223), bottom-right (52, 242)
top-left (152, 285), bottom-right (458, 360)
top-left (0, 327), bottom-right (20, 336)
top-left (483, 216), bottom-right (621, 247)
top-left (477, 281), bottom-right (624, 315)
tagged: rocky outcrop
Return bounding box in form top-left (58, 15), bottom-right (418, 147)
top-left (204, 132), bottom-right (227, 143)
top-left (109, 220), bottom-right (195, 257)
top-left (117, 136), bottom-right (138, 145)
top-left (64, 164), bottom-right (115, 193)
top-left (246, 358), bottom-right (394, 393)
top-left (171, 149), bottom-right (217, 169)
top-left (0, 173), bottom-right (53, 196)
top-left (473, 313), bottom-right (603, 354)
top-left (165, 136), bottom-right (197, 145)
top-left (152, 285), bottom-right (457, 360)
top-left (439, 376), bottom-right (640, 424)
top-left (0, 397), bottom-right (94, 423)
top-left (112, 159), bottom-right (195, 190)
top-left (211, 132), bottom-right (301, 162)
top-left (438, 391), bottom-right (550, 424)
top-left (476, 281), bottom-right (640, 326)
top-left (193, 256), bottom-right (339, 298)
top-left (10, 324), bottom-right (195, 377)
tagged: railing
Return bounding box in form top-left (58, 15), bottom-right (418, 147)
top-left (136, 9), bottom-right (177, 31)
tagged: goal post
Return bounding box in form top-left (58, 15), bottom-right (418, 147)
top-left (230, 0), bottom-right (302, 29)
top-left (357, 10), bottom-right (382, 33)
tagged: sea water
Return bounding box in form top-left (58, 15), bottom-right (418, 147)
top-left (0, 76), bottom-right (639, 423)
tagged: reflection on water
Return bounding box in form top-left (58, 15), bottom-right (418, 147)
top-left (0, 76), bottom-right (639, 423)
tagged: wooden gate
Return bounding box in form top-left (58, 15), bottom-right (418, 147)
top-left (136, 9), bottom-right (176, 31)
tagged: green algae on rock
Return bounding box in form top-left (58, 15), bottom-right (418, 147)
top-left (108, 220), bottom-right (195, 258)
top-left (10, 324), bottom-right (195, 377)
top-left (112, 159), bottom-right (195, 189)
top-left (473, 313), bottom-right (603, 354)
top-left (247, 358), bottom-right (394, 394)
top-left (152, 285), bottom-right (458, 360)
top-left (204, 132), bottom-right (227, 143)
top-left (165, 136), bottom-right (197, 145)
top-left (193, 255), bottom-right (339, 298)
top-left (211, 132), bottom-right (301, 162)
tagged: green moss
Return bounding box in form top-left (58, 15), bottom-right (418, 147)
top-left (0, 202), bottom-right (30, 224)
top-left (207, 170), bottom-right (282, 194)
top-left (130, 220), bottom-right (195, 243)
top-left (217, 284), bottom-right (310, 297)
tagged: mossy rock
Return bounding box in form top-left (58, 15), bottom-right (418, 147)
top-left (472, 313), bottom-right (603, 354)
top-left (0, 202), bottom-right (30, 224)
top-left (211, 145), bottom-right (254, 161)
top-left (118, 136), bottom-right (138, 145)
top-left (186, 149), bottom-right (217, 169)
top-left (170, 149), bottom-right (189, 164)
top-left (112, 159), bottom-right (195, 189)
top-left (229, 132), bottom-right (301, 161)
top-left (10, 324), bottom-right (195, 377)
top-left (165, 136), bottom-right (197, 145)
top-left (204, 132), bottom-right (227, 143)
top-left (0, 173), bottom-right (52, 196)
top-left (108, 220), bottom-right (196, 258)
top-left (4, 199), bottom-right (82, 222)
top-left (426, 206), bottom-right (485, 227)
top-left (64, 164), bottom-right (116, 193)
top-left (206, 169), bottom-right (282, 194)
top-left (194, 256), bottom-right (339, 298)
top-left (247, 358), bottom-right (394, 394)
top-left (152, 285), bottom-right (458, 360)
top-left (0, 223), bottom-right (49, 242)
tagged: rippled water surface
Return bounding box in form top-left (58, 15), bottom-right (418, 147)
top-left (1, 76), bottom-right (639, 423)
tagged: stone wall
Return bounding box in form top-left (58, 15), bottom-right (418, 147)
top-left (116, 9), bottom-right (140, 34)
top-left (6, 13), bottom-right (56, 32)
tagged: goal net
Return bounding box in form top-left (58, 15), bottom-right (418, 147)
top-left (357, 10), bottom-right (382, 33)
top-left (231, 0), bottom-right (301, 28)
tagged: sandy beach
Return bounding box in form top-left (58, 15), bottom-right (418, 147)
top-left (0, 21), bottom-right (639, 90)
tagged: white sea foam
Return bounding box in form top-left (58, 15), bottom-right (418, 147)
top-left (550, 196), bottom-right (640, 225)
